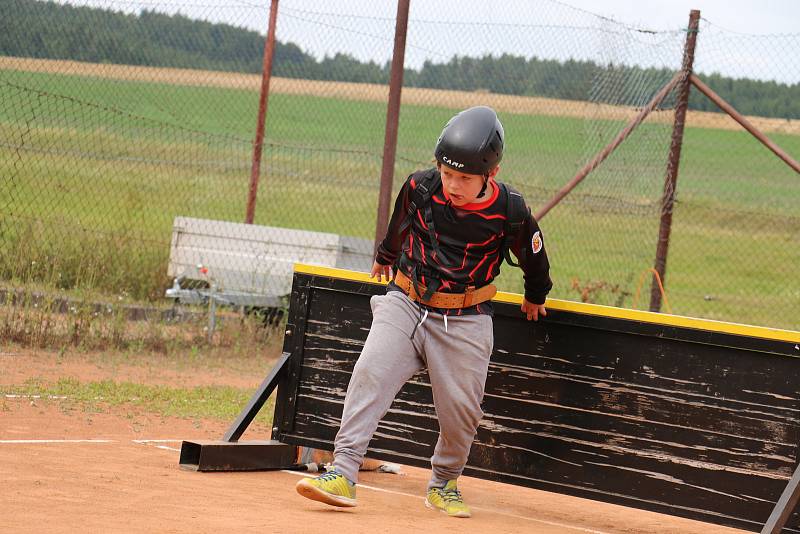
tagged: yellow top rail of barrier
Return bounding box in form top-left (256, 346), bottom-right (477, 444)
top-left (293, 263), bottom-right (800, 344)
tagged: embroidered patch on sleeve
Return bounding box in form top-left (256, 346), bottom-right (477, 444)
top-left (531, 231), bottom-right (543, 254)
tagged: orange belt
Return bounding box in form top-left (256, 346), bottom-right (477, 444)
top-left (394, 271), bottom-right (496, 309)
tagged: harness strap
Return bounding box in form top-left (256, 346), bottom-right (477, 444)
top-left (398, 179), bottom-right (429, 234)
top-left (502, 184), bottom-right (527, 268)
top-left (422, 201), bottom-right (442, 265)
top-left (411, 264), bottom-right (440, 302)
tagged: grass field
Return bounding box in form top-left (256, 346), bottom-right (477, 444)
top-left (1, 67), bottom-right (798, 329)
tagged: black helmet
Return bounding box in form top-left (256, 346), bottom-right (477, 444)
top-left (434, 106), bottom-right (504, 175)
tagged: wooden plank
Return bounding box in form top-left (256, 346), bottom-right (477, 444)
top-left (273, 272), bottom-right (800, 532)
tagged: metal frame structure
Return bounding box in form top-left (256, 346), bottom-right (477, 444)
top-left (181, 264), bottom-right (800, 532)
top-left (531, 10), bottom-right (800, 314)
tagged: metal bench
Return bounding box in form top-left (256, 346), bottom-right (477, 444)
top-left (164, 216), bottom-right (373, 309)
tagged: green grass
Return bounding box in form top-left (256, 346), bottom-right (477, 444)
top-left (1, 67), bottom-right (798, 329)
top-left (3, 376), bottom-right (275, 423)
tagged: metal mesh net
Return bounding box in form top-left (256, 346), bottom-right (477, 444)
top-left (1, 0), bottom-right (797, 329)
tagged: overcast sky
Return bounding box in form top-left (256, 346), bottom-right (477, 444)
top-left (270, 0), bottom-right (800, 82)
top-left (530, 0), bottom-right (800, 34)
top-left (270, 0), bottom-right (800, 37)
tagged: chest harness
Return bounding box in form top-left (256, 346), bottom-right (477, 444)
top-left (395, 169), bottom-right (529, 307)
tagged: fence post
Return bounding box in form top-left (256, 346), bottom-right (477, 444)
top-left (245, 0), bottom-right (280, 225)
top-left (374, 0), bottom-right (411, 252)
top-left (649, 9), bottom-right (700, 312)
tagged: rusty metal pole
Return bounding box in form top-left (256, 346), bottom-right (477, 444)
top-left (535, 72), bottom-right (683, 221)
top-left (649, 9), bottom-right (700, 312)
top-left (245, 0), bottom-right (279, 224)
top-left (374, 0), bottom-right (411, 251)
top-left (690, 74), bottom-right (800, 174)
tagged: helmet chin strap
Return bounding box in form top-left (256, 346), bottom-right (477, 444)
top-left (478, 175), bottom-right (489, 198)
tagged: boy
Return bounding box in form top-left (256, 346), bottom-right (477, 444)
top-left (296, 106), bottom-right (552, 517)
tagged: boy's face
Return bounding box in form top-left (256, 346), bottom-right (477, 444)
top-left (439, 164), bottom-right (499, 206)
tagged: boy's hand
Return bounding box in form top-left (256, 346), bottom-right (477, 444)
top-left (370, 261), bottom-right (393, 283)
top-left (521, 299), bottom-right (547, 321)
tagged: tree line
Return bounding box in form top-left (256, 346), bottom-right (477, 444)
top-left (2, 0), bottom-right (798, 119)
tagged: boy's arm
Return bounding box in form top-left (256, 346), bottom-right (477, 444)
top-left (375, 175), bottom-right (414, 266)
top-left (510, 203), bottom-right (553, 306)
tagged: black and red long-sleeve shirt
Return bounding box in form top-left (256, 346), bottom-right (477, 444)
top-left (376, 168), bottom-right (553, 316)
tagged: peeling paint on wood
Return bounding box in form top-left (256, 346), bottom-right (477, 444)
top-left (273, 273), bottom-right (800, 533)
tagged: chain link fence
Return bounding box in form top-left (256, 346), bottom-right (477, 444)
top-left (1, 0), bottom-right (797, 330)
top-left (663, 20), bottom-right (800, 328)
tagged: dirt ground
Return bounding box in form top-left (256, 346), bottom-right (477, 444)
top-left (1, 346), bottom-right (751, 534)
top-left (3, 56), bottom-right (798, 135)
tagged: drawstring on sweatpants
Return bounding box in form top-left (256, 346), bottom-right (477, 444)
top-left (410, 305), bottom-right (429, 340)
top-left (409, 304), bottom-right (450, 339)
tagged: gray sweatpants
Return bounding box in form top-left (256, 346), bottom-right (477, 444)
top-left (332, 290), bottom-right (494, 488)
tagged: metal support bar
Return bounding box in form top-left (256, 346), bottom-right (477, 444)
top-left (179, 439), bottom-right (296, 472)
top-left (761, 461), bottom-right (800, 534)
top-left (207, 282), bottom-right (217, 343)
top-left (690, 74), bottom-right (800, 175)
top-left (374, 0), bottom-right (410, 253)
top-left (649, 9), bottom-right (701, 312)
top-left (223, 351), bottom-right (291, 442)
top-left (534, 71), bottom-right (683, 221)
top-left (178, 351), bottom-right (295, 472)
top-left (245, 0), bottom-right (280, 224)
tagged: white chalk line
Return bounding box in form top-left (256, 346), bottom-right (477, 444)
top-left (155, 444), bottom-right (182, 451)
top-left (132, 439), bottom-right (184, 452)
top-left (0, 439), bottom-right (115, 444)
top-left (0, 438), bottom-right (182, 452)
top-left (0, 439), bottom-right (182, 448)
top-left (282, 470), bottom-right (611, 534)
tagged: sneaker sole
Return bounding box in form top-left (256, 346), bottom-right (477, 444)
top-left (424, 498), bottom-right (471, 518)
top-left (296, 479), bottom-right (357, 508)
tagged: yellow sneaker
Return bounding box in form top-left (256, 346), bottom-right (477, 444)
top-left (295, 469), bottom-right (357, 508)
top-left (425, 479), bottom-right (471, 518)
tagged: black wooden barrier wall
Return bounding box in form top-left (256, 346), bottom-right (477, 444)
top-left (272, 266), bottom-right (800, 532)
